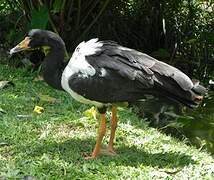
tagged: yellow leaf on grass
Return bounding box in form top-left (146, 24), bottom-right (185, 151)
top-left (83, 106), bottom-right (97, 120)
top-left (39, 94), bottom-right (57, 103)
top-left (33, 106), bottom-right (44, 114)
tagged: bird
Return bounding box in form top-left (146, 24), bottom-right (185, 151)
top-left (28, 50), bottom-right (45, 70)
top-left (10, 29), bottom-right (207, 159)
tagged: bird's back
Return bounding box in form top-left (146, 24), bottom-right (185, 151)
top-left (61, 39), bottom-right (207, 108)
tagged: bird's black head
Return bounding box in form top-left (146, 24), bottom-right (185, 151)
top-left (10, 29), bottom-right (65, 55)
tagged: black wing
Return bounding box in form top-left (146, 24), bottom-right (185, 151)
top-left (69, 41), bottom-right (206, 106)
top-left (68, 64), bottom-right (153, 103)
top-left (98, 41), bottom-right (194, 91)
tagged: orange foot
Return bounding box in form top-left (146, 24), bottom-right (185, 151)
top-left (83, 151), bottom-right (99, 160)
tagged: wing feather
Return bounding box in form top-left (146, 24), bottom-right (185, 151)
top-left (98, 41), bottom-right (193, 91)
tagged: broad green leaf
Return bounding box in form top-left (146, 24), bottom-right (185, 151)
top-left (52, 0), bottom-right (63, 13)
top-left (30, 6), bottom-right (49, 29)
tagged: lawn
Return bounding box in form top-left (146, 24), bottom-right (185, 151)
top-left (0, 65), bottom-right (214, 179)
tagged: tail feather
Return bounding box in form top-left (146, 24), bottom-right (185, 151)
top-left (154, 74), bottom-right (207, 108)
top-left (192, 83), bottom-right (208, 95)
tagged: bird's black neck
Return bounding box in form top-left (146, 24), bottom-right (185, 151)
top-left (42, 45), bottom-right (66, 90)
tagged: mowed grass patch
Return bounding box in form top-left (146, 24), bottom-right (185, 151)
top-left (0, 65), bottom-right (214, 179)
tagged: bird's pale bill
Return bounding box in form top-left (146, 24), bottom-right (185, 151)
top-left (10, 37), bottom-right (31, 55)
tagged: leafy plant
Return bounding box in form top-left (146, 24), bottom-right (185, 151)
top-left (30, 6), bottom-right (49, 29)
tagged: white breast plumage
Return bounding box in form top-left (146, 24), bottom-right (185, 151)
top-left (61, 38), bottom-right (104, 107)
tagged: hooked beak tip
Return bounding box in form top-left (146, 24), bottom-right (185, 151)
top-left (9, 45), bottom-right (28, 55)
top-left (9, 36), bottom-right (31, 55)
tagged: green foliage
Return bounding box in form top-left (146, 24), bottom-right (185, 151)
top-left (161, 0), bottom-right (214, 80)
top-left (0, 1), bottom-right (8, 12)
top-left (4, 0), bottom-right (111, 49)
top-left (0, 0), bottom-right (18, 14)
top-left (52, 0), bottom-right (64, 14)
top-left (0, 0), bottom-right (213, 65)
top-left (30, 6), bottom-right (49, 29)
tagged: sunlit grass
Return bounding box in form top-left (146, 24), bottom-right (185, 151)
top-left (0, 65), bottom-right (214, 179)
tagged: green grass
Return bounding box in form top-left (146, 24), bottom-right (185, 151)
top-left (0, 65), bottom-right (214, 179)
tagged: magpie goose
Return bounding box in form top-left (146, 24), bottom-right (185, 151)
top-left (10, 29), bottom-right (207, 159)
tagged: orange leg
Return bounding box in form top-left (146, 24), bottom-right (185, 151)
top-left (107, 106), bottom-right (118, 154)
top-left (85, 113), bottom-right (106, 159)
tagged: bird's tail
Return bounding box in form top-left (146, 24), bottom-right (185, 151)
top-left (154, 75), bottom-right (207, 108)
top-left (190, 81), bottom-right (207, 105)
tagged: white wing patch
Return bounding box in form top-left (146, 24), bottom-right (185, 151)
top-left (61, 38), bottom-right (105, 107)
top-left (63, 38), bottom-right (103, 78)
top-left (74, 38), bottom-right (103, 56)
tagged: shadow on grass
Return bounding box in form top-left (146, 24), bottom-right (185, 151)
top-left (27, 138), bottom-right (196, 169)
top-left (115, 145), bottom-right (195, 168)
